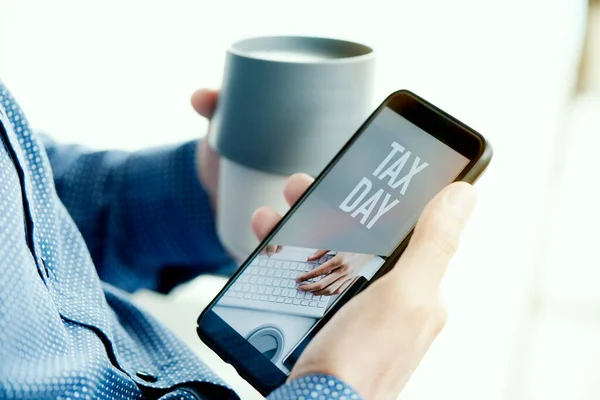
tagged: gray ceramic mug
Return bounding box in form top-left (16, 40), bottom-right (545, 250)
top-left (209, 36), bottom-right (376, 260)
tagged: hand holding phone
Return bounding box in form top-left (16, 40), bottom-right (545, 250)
top-left (197, 90), bottom-right (492, 396)
top-left (253, 176), bottom-right (476, 399)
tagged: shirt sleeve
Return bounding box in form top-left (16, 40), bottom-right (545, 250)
top-left (42, 135), bottom-right (237, 293)
top-left (268, 375), bottom-right (363, 400)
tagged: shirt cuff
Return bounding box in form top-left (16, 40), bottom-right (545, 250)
top-left (113, 139), bottom-right (236, 292)
top-left (268, 375), bottom-right (362, 400)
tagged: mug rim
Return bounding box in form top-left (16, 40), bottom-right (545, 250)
top-left (228, 35), bottom-right (375, 65)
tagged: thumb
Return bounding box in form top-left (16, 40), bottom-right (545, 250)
top-left (392, 182), bottom-right (476, 290)
top-left (191, 89), bottom-right (219, 119)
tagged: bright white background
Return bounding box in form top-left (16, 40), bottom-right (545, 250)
top-left (0, 0), bottom-right (591, 399)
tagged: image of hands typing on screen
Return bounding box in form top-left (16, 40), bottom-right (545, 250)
top-left (215, 241), bottom-right (385, 372)
top-left (259, 246), bottom-right (374, 296)
top-left (223, 244), bottom-right (382, 314)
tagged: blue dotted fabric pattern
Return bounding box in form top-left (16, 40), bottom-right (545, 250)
top-left (0, 82), bottom-right (362, 399)
top-left (0, 82), bottom-right (239, 399)
top-left (269, 375), bottom-right (362, 400)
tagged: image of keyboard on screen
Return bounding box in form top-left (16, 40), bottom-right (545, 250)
top-left (213, 245), bottom-right (384, 371)
top-left (217, 248), bottom-right (336, 318)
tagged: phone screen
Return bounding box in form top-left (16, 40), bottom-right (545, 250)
top-left (210, 106), bottom-right (470, 375)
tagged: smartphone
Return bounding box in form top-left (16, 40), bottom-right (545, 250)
top-left (196, 90), bottom-right (492, 395)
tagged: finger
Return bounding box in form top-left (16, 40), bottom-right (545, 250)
top-left (298, 270), bottom-right (343, 292)
top-left (266, 245), bottom-right (281, 256)
top-left (307, 249), bottom-right (329, 261)
top-left (276, 245), bottom-right (283, 254)
top-left (333, 279), bottom-right (353, 295)
top-left (296, 258), bottom-right (342, 282)
top-left (283, 173), bottom-right (314, 207)
top-left (251, 206), bottom-right (282, 242)
top-left (312, 276), bottom-right (348, 296)
top-left (266, 245), bottom-right (277, 256)
top-left (191, 89), bottom-right (219, 119)
top-left (393, 182), bottom-right (476, 290)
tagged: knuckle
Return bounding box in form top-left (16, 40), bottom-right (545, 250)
top-left (334, 285), bottom-right (346, 294)
top-left (434, 306), bottom-right (448, 333)
top-left (389, 290), bottom-right (445, 326)
top-left (422, 301), bottom-right (448, 335)
top-left (426, 222), bottom-right (459, 256)
top-left (378, 279), bottom-right (447, 335)
top-left (406, 300), bottom-right (435, 319)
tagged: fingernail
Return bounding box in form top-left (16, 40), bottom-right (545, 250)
top-left (445, 183), bottom-right (476, 219)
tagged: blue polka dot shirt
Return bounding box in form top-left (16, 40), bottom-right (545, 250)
top-left (0, 82), bottom-right (362, 400)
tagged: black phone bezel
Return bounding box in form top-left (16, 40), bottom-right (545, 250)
top-left (196, 89), bottom-right (492, 396)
